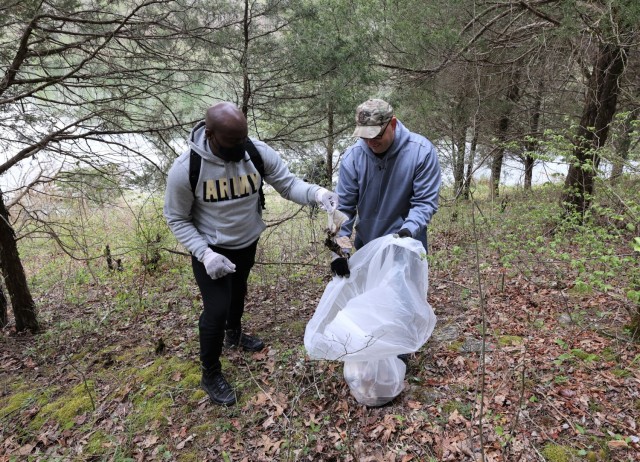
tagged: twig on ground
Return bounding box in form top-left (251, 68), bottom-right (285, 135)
top-left (70, 363), bottom-right (96, 411)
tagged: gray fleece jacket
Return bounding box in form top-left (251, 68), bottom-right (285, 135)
top-left (164, 122), bottom-right (320, 260)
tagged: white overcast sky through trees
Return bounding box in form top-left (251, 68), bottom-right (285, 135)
top-left (0, 127), bottom-right (571, 197)
top-left (0, 128), bottom-right (165, 196)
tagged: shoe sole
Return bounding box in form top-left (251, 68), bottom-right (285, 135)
top-left (224, 343), bottom-right (265, 352)
top-left (209, 397), bottom-right (236, 406)
top-left (205, 394), bottom-right (236, 406)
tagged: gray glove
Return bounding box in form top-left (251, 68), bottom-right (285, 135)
top-left (202, 248), bottom-right (236, 280)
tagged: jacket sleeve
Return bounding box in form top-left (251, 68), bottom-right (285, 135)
top-left (403, 143), bottom-right (441, 234)
top-left (336, 149), bottom-right (358, 238)
top-left (258, 142), bottom-right (320, 204)
top-left (163, 158), bottom-right (211, 261)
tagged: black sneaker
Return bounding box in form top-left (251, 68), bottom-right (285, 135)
top-left (201, 370), bottom-right (236, 406)
top-left (224, 329), bottom-right (265, 352)
top-left (398, 354), bottom-right (410, 366)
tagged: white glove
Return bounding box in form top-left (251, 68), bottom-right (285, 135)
top-left (314, 187), bottom-right (338, 213)
top-left (201, 248), bottom-right (236, 280)
top-left (327, 209), bottom-right (348, 234)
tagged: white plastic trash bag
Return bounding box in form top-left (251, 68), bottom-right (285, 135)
top-left (305, 234), bottom-right (437, 361)
top-left (304, 234), bottom-right (437, 405)
top-left (343, 357), bottom-right (406, 407)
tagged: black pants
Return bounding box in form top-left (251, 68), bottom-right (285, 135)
top-left (192, 240), bottom-right (258, 372)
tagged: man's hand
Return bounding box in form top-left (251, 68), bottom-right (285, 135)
top-left (315, 187), bottom-right (338, 213)
top-left (397, 228), bottom-right (412, 238)
top-left (202, 248), bottom-right (236, 279)
top-left (330, 257), bottom-right (350, 278)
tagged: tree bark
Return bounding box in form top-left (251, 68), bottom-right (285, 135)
top-left (563, 43), bottom-right (627, 216)
top-left (0, 283), bottom-right (7, 328)
top-left (490, 69), bottom-right (521, 199)
top-left (240, 0), bottom-right (251, 116)
top-left (490, 118), bottom-right (507, 200)
top-left (326, 102), bottom-right (335, 185)
top-left (523, 154), bottom-right (535, 190)
top-left (462, 127), bottom-right (478, 200)
top-left (524, 92), bottom-right (542, 190)
top-left (522, 52), bottom-right (547, 190)
top-left (453, 126), bottom-right (467, 199)
top-left (0, 191), bottom-right (39, 332)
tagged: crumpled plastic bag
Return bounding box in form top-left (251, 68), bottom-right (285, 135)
top-left (343, 357), bottom-right (406, 407)
top-left (305, 234), bottom-right (436, 361)
top-left (304, 234), bottom-right (437, 405)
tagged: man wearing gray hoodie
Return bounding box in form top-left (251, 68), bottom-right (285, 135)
top-left (164, 102), bottom-right (337, 406)
top-left (331, 98), bottom-right (441, 276)
top-left (331, 99), bottom-right (441, 367)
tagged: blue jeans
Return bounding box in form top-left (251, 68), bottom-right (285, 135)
top-left (191, 240), bottom-right (258, 372)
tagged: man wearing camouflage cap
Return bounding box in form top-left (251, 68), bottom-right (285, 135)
top-left (332, 98), bottom-right (441, 276)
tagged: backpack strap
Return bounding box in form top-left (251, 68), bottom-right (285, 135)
top-left (245, 139), bottom-right (266, 210)
top-left (188, 149), bottom-right (202, 198)
top-left (188, 139), bottom-right (266, 210)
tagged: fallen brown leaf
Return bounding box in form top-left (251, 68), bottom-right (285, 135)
top-left (607, 440), bottom-right (628, 450)
top-left (141, 435), bottom-right (159, 448)
top-left (176, 434), bottom-right (195, 450)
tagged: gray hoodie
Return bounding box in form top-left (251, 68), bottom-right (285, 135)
top-left (164, 123), bottom-right (320, 260)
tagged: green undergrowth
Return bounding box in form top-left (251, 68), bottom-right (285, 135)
top-left (431, 180), bottom-right (640, 339)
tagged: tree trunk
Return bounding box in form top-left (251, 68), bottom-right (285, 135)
top-left (240, 0), bottom-right (251, 116)
top-left (0, 283), bottom-right (7, 328)
top-left (0, 191), bottom-right (39, 332)
top-left (326, 102), bottom-right (335, 185)
top-left (490, 133), bottom-right (506, 200)
top-left (524, 88), bottom-right (542, 190)
top-left (451, 94), bottom-right (468, 199)
top-left (563, 43), bottom-right (627, 216)
top-left (453, 132), bottom-right (466, 199)
top-left (490, 69), bottom-right (521, 199)
top-left (491, 111), bottom-right (512, 199)
top-left (462, 127), bottom-right (478, 200)
top-left (610, 108), bottom-right (638, 185)
top-left (524, 155), bottom-right (535, 189)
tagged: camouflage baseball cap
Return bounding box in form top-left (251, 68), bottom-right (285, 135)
top-left (352, 99), bottom-right (394, 138)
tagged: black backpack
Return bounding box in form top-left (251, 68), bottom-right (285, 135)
top-left (188, 139), bottom-right (266, 210)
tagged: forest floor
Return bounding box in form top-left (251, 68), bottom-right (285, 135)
top-left (1, 187), bottom-right (640, 461)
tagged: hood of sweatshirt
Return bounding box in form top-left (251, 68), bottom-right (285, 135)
top-left (187, 120), bottom-right (249, 165)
